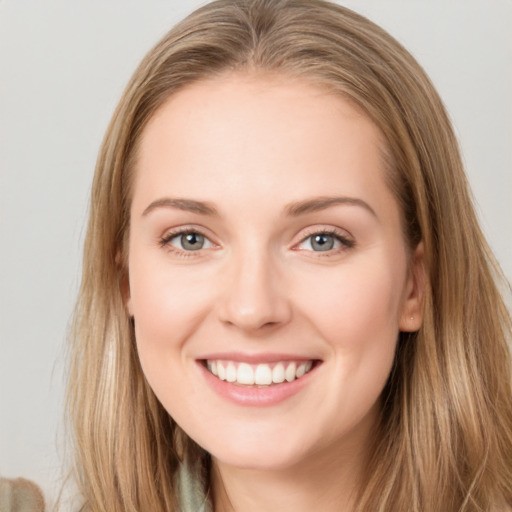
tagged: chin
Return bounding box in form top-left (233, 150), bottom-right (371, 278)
top-left (195, 422), bottom-right (316, 471)
top-left (210, 443), bottom-right (307, 471)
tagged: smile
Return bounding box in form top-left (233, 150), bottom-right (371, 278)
top-left (206, 360), bottom-right (314, 386)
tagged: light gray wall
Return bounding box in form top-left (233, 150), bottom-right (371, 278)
top-left (1, 0), bottom-right (511, 506)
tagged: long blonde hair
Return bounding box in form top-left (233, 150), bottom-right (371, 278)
top-left (67, 1), bottom-right (512, 510)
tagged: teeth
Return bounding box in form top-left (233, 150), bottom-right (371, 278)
top-left (285, 362), bottom-right (296, 382)
top-left (226, 362), bottom-right (237, 383)
top-left (237, 363), bottom-right (254, 385)
top-left (272, 363), bottom-right (285, 383)
top-left (254, 364), bottom-right (272, 385)
top-left (206, 359), bottom-right (314, 386)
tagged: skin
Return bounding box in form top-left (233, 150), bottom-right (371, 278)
top-left (127, 72), bottom-right (424, 512)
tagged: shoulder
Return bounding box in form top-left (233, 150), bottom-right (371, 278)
top-left (0, 478), bottom-right (45, 512)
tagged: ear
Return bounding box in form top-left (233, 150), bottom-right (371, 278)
top-left (399, 241), bottom-right (426, 332)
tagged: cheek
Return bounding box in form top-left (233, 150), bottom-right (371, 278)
top-left (128, 255), bottom-right (214, 386)
top-left (296, 258), bottom-right (404, 347)
top-left (292, 255), bottom-right (405, 411)
top-left (130, 266), bottom-right (218, 422)
top-left (130, 250), bottom-right (211, 329)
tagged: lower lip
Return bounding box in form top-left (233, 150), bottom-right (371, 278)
top-left (197, 361), bottom-right (318, 406)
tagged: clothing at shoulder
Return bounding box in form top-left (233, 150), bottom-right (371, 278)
top-left (177, 459), bottom-right (212, 512)
top-left (0, 465), bottom-right (207, 512)
top-left (0, 478), bottom-right (45, 512)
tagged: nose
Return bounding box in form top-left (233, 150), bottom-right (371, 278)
top-left (217, 249), bottom-right (292, 334)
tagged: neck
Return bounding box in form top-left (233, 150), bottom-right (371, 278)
top-left (210, 416), bottom-right (378, 512)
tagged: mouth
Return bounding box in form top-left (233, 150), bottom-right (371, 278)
top-left (203, 359), bottom-right (316, 387)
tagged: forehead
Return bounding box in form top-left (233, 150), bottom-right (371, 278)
top-left (140, 72), bottom-right (379, 152)
top-left (131, 72), bottom-right (398, 224)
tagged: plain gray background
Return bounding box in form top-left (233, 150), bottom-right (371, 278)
top-left (1, 0), bottom-right (511, 506)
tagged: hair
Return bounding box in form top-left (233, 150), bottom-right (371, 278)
top-left (66, 1), bottom-right (512, 510)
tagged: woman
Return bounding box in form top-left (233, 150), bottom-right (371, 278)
top-left (67, 0), bottom-right (512, 510)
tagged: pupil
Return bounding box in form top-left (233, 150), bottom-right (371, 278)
top-left (312, 234), bottom-right (334, 251)
top-left (182, 233), bottom-right (204, 250)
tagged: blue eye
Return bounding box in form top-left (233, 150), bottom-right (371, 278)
top-left (298, 231), bottom-right (353, 252)
top-left (164, 231), bottom-right (214, 251)
top-left (310, 233), bottom-right (336, 251)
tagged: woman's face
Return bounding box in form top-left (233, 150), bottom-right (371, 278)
top-left (127, 73), bottom-right (423, 471)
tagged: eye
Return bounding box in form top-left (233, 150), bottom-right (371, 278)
top-left (297, 230), bottom-right (354, 252)
top-left (161, 230), bottom-right (215, 252)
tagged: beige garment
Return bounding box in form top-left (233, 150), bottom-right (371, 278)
top-left (0, 465), bottom-right (208, 512)
top-left (0, 478), bottom-right (45, 512)
top-left (177, 459), bottom-right (211, 512)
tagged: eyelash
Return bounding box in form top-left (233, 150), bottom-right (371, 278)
top-left (159, 227), bottom-right (355, 257)
top-left (295, 228), bottom-right (355, 257)
top-left (159, 227), bottom-right (215, 258)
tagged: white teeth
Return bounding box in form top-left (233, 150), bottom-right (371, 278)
top-left (217, 362), bottom-right (226, 381)
top-left (285, 362), bottom-right (296, 382)
top-left (207, 359), bottom-right (314, 386)
top-left (237, 363), bottom-right (255, 385)
top-left (272, 363), bottom-right (285, 383)
top-left (254, 364), bottom-right (272, 385)
top-left (226, 362), bottom-right (237, 383)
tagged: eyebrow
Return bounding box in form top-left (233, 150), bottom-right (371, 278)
top-left (141, 195), bottom-right (376, 219)
top-left (285, 196), bottom-right (377, 218)
top-left (142, 198), bottom-right (218, 217)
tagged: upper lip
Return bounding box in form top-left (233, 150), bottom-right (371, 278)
top-left (197, 352), bottom-right (319, 364)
